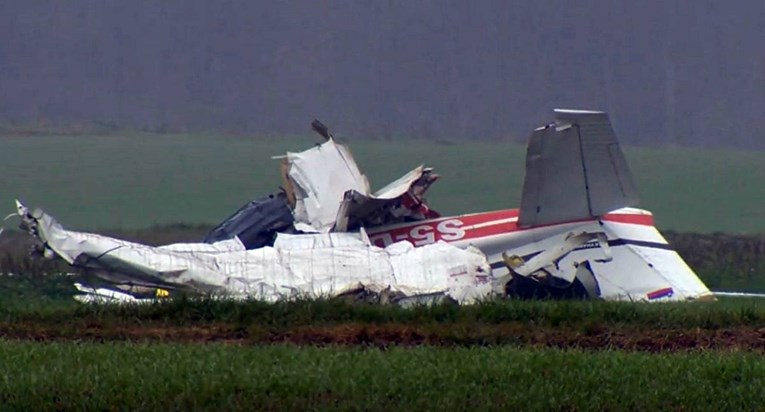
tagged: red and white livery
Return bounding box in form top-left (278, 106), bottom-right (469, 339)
top-left (363, 109), bottom-right (712, 301)
top-left (14, 109), bottom-right (713, 303)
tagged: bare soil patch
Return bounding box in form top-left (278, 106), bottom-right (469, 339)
top-left (4, 321), bottom-right (765, 352)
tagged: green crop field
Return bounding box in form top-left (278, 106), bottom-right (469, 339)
top-left (3, 342), bottom-right (765, 410)
top-left (2, 273), bottom-right (765, 410)
top-left (1, 133), bottom-right (763, 232)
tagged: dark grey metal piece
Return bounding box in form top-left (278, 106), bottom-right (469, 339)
top-left (203, 194), bottom-right (295, 249)
top-left (574, 260), bottom-right (602, 298)
top-left (311, 119), bottom-right (332, 140)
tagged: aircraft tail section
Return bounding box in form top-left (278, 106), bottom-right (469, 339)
top-left (598, 210), bottom-right (713, 301)
top-left (519, 109), bottom-right (639, 227)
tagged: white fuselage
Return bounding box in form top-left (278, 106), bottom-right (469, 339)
top-left (367, 207), bottom-right (712, 301)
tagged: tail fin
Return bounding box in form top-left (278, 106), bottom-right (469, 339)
top-left (519, 109), bottom-right (639, 227)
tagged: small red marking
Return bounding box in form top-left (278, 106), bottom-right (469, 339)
top-left (647, 287), bottom-right (674, 300)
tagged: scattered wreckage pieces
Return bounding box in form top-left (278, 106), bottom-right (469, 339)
top-left (498, 231), bottom-right (606, 300)
top-left (72, 283), bottom-right (159, 304)
top-left (334, 166), bottom-right (440, 232)
top-left (277, 122), bottom-right (440, 233)
top-left (204, 121), bottom-right (441, 249)
top-left (17, 202), bottom-right (497, 305)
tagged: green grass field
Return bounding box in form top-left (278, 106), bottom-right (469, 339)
top-left (2, 342), bottom-right (765, 410)
top-left (1, 133), bottom-right (763, 232)
top-left (2, 272), bottom-right (765, 410)
top-left (3, 133), bottom-right (765, 410)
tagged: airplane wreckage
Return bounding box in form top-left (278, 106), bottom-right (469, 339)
top-left (13, 109), bottom-right (713, 304)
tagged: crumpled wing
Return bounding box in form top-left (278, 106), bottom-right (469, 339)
top-left (17, 202), bottom-right (496, 304)
top-left (203, 194), bottom-right (294, 249)
top-left (519, 109), bottom-right (639, 227)
top-left (16, 201), bottom-right (242, 290)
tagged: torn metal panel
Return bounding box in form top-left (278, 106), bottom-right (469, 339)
top-left (19, 203), bottom-right (496, 305)
top-left (203, 193), bottom-right (294, 249)
top-left (498, 231), bottom-right (609, 299)
top-left (18, 203), bottom-right (237, 290)
top-left (334, 166), bottom-right (440, 231)
top-left (284, 138), bottom-right (371, 232)
top-left (72, 283), bottom-right (157, 304)
top-left (507, 231), bottom-right (608, 281)
top-left (519, 109), bottom-right (639, 227)
top-left (281, 135), bottom-right (439, 233)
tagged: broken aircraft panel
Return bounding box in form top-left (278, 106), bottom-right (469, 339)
top-left (334, 165), bottom-right (441, 232)
top-left (203, 193), bottom-right (295, 249)
top-left (281, 136), bottom-right (371, 232)
top-left (279, 121), bottom-right (441, 233)
top-left (202, 121), bottom-right (441, 248)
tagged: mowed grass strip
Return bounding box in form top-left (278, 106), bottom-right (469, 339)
top-left (1, 342), bottom-right (764, 411)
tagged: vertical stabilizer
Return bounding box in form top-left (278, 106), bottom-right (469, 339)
top-left (519, 109), bottom-right (639, 227)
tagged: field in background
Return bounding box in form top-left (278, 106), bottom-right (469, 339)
top-left (1, 133), bottom-right (764, 233)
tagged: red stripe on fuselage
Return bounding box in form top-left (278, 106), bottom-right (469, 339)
top-left (601, 213), bottom-right (654, 226)
top-left (367, 208), bottom-right (654, 248)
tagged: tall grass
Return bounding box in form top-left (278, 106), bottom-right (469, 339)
top-left (2, 289), bottom-right (765, 331)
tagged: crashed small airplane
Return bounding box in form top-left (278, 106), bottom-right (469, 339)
top-left (13, 109), bottom-right (713, 304)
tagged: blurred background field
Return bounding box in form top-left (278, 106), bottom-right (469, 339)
top-left (1, 133), bottom-right (763, 233)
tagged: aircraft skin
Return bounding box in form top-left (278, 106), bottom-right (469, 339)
top-left (360, 109), bottom-right (713, 302)
top-left (367, 207), bottom-right (712, 301)
top-left (12, 109), bottom-right (714, 303)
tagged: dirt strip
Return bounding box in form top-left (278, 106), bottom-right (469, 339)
top-left (4, 322), bottom-right (765, 352)
top-left (263, 324), bottom-right (765, 352)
